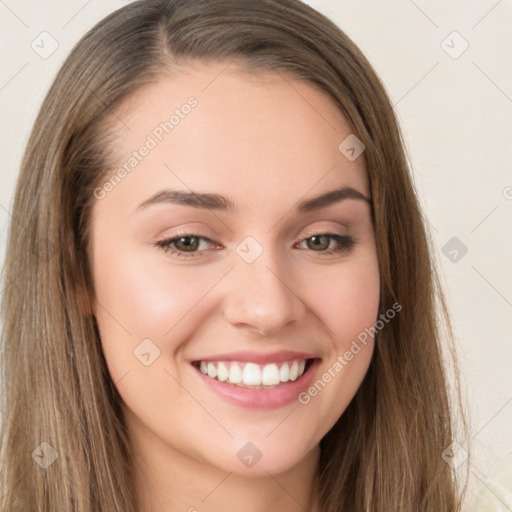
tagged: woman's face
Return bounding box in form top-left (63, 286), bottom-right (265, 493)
top-left (89, 62), bottom-right (380, 477)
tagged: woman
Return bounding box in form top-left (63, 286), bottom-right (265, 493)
top-left (0, 0), bottom-right (466, 510)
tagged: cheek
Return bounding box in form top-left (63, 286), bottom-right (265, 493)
top-left (307, 255), bottom-right (380, 347)
top-left (91, 239), bottom-right (221, 361)
top-left (93, 239), bottom-right (380, 351)
top-left (297, 254), bottom-right (379, 410)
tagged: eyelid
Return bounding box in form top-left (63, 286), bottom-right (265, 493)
top-left (299, 226), bottom-right (347, 239)
top-left (157, 224), bottom-right (347, 247)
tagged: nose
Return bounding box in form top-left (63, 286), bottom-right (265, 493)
top-left (223, 248), bottom-right (306, 338)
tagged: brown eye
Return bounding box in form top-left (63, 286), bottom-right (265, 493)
top-left (306, 235), bottom-right (330, 251)
top-left (173, 236), bottom-right (200, 252)
top-left (155, 232), bottom-right (356, 260)
top-left (297, 233), bottom-right (356, 255)
top-left (155, 234), bottom-right (217, 258)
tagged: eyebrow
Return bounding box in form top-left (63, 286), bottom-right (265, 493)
top-left (136, 185), bottom-right (373, 213)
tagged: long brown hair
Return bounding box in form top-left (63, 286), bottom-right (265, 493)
top-left (0, 0), bottom-right (467, 510)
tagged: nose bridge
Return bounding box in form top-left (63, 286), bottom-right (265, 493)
top-left (223, 235), bottom-right (304, 336)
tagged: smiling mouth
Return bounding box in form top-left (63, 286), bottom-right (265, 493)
top-left (191, 358), bottom-right (316, 389)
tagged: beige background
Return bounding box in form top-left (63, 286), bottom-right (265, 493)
top-left (1, 1), bottom-right (511, 510)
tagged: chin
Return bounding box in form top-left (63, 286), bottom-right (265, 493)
top-left (198, 433), bottom-right (319, 477)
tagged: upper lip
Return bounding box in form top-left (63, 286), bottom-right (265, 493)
top-left (190, 350), bottom-right (318, 365)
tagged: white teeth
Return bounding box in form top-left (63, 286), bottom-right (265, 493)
top-left (242, 363), bottom-right (261, 386)
top-left (196, 358), bottom-right (310, 387)
top-left (229, 364), bottom-right (243, 384)
top-left (289, 361), bottom-right (299, 381)
top-left (207, 362), bottom-right (217, 379)
top-left (217, 362), bottom-right (229, 382)
top-left (262, 363), bottom-right (280, 386)
top-left (279, 363), bottom-right (290, 382)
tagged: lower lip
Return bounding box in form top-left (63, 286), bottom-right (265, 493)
top-left (193, 359), bottom-right (321, 409)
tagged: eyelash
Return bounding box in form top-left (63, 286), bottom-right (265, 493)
top-left (154, 230), bottom-right (357, 259)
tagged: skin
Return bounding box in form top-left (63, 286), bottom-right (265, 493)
top-left (89, 61), bottom-right (380, 512)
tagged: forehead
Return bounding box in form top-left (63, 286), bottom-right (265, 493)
top-left (100, 62), bottom-right (369, 213)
